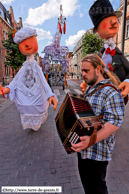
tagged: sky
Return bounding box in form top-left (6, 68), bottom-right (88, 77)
top-left (1, 0), bottom-right (121, 58)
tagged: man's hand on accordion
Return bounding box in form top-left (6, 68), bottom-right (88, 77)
top-left (71, 136), bottom-right (90, 152)
top-left (71, 123), bottom-right (120, 152)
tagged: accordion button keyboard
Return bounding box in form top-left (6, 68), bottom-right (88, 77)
top-left (69, 132), bottom-right (79, 144)
top-left (86, 120), bottom-right (92, 126)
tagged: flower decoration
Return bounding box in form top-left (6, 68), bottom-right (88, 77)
top-left (108, 62), bottom-right (120, 72)
top-left (108, 63), bottom-right (113, 72)
top-left (12, 30), bottom-right (17, 38)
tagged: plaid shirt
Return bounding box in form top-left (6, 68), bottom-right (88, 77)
top-left (80, 79), bottom-right (125, 161)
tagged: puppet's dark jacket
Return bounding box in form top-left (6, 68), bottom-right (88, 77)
top-left (99, 47), bottom-right (129, 82)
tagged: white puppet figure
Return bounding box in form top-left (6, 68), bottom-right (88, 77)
top-left (0, 27), bottom-right (58, 131)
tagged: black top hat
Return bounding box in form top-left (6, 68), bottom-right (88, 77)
top-left (89, 0), bottom-right (122, 33)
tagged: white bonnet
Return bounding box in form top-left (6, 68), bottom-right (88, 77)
top-left (13, 27), bottom-right (37, 44)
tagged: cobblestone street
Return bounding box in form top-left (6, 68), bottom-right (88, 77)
top-left (0, 79), bottom-right (129, 194)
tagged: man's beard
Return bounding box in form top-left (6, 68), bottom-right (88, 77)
top-left (84, 71), bottom-right (98, 86)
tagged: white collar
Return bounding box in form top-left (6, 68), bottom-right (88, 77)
top-left (26, 54), bottom-right (34, 62)
top-left (104, 38), bottom-right (115, 49)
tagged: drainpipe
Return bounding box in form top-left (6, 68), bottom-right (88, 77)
top-left (0, 32), bottom-right (4, 85)
top-left (121, 0), bottom-right (127, 53)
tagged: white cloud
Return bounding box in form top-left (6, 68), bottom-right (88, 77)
top-left (79, 13), bottom-right (84, 17)
top-left (1, 0), bottom-right (14, 4)
top-left (21, 23), bottom-right (53, 41)
top-left (46, 41), bottom-right (52, 46)
top-left (25, 0), bottom-right (79, 26)
top-left (35, 28), bottom-right (53, 41)
top-left (65, 30), bottom-right (85, 47)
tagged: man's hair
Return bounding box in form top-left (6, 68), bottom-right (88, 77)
top-left (81, 54), bottom-right (121, 86)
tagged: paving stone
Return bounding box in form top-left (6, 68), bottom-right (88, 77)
top-left (63, 183), bottom-right (71, 194)
top-left (71, 187), bottom-right (85, 194)
top-left (70, 176), bottom-right (78, 189)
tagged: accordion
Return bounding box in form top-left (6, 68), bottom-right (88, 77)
top-left (55, 92), bottom-right (103, 154)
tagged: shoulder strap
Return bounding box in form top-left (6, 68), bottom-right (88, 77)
top-left (87, 84), bottom-right (119, 97)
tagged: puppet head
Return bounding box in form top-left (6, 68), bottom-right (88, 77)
top-left (89, 0), bottom-right (122, 40)
top-left (13, 27), bottom-right (38, 55)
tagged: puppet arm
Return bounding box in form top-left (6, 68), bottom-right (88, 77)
top-left (80, 81), bottom-right (87, 95)
top-left (121, 54), bottom-right (129, 80)
top-left (0, 86), bottom-right (10, 94)
top-left (3, 67), bottom-right (24, 101)
top-left (0, 85), bottom-right (10, 98)
top-left (118, 81), bottom-right (129, 98)
top-left (118, 56), bottom-right (129, 97)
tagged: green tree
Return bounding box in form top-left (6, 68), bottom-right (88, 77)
top-left (81, 33), bottom-right (104, 58)
top-left (2, 30), bottom-right (26, 72)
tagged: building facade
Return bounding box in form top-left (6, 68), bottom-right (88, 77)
top-left (71, 29), bottom-right (93, 76)
top-left (0, 2), bottom-right (23, 85)
top-left (115, 0), bottom-right (129, 60)
top-left (72, 34), bottom-right (85, 75)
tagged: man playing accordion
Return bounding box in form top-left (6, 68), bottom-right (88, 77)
top-left (71, 54), bottom-right (125, 194)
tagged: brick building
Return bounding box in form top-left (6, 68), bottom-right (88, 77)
top-left (0, 2), bottom-right (23, 85)
top-left (116, 0), bottom-right (129, 60)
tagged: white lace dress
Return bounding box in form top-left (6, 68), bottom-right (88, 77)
top-left (6, 55), bottom-right (57, 131)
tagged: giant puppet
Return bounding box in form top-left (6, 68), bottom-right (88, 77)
top-left (42, 5), bottom-right (69, 88)
top-left (0, 27), bottom-right (58, 131)
top-left (89, 0), bottom-right (129, 99)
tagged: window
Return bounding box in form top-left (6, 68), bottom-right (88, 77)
top-left (126, 19), bottom-right (129, 38)
top-left (7, 17), bottom-right (11, 25)
top-left (5, 64), bottom-right (9, 77)
top-left (0, 8), bottom-right (4, 18)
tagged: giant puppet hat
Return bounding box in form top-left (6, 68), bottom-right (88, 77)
top-left (13, 27), bottom-right (37, 44)
top-left (89, 0), bottom-right (122, 33)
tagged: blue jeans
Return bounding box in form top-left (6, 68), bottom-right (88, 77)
top-left (77, 153), bottom-right (108, 194)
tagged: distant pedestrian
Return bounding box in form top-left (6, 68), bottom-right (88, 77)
top-left (71, 54), bottom-right (125, 194)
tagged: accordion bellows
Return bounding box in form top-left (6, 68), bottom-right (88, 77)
top-left (55, 92), bottom-right (103, 154)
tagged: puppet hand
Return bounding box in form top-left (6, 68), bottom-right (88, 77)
top-left (71, 136), bottom-right (90, 152)
top-left (80, 82), bottom-right (87, 95)
top-left (118, 81), bottom-right (129, 98)
top-left (49, 96), bottom-right (58, 111)
top-left (0, 86), bottom-right (10, 95)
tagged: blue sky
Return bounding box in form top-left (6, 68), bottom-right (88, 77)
top-left (1, 0), bottom-right (121, 57)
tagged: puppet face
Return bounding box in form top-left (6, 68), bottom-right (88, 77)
top-left (19, 36), bottom-right (38, 55)
top-left (97, 16), bottom-right (119, 40)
